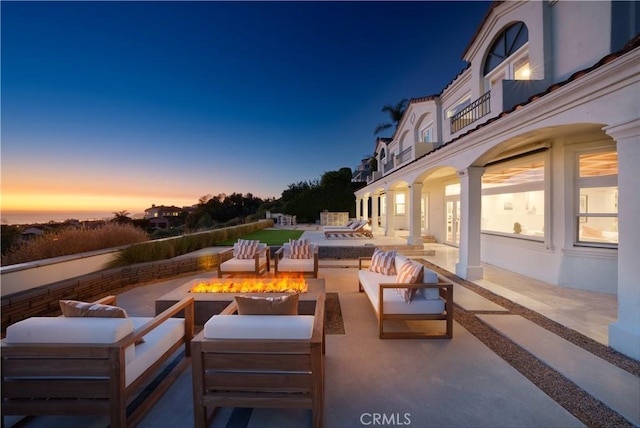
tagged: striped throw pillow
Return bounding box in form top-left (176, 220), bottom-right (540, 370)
top-left (236, 239), bottom-right (259, 259)
top-left (289, 239), bottom-right (311, 259)
top-left (395, 260), bottom-right (424, 303)
top-left (369, 249), bottom-right (397, 275)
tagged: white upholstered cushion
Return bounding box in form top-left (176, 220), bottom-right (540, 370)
top-left (359, 270), bottom-right (445, 315)
top-left (204, 315), bottom-right (314, 340)
top-left (126, 317), bottom-right (185, 387)
top-left (6, 317), bottom-right (134, 344)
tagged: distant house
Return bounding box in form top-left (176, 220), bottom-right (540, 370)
top-left (352, 157), bottom-right (373, 183)
top-left (144, 204), bottom-right (183, 220)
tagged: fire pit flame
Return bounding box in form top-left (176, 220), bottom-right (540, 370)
top-left (190, 277), bottom-right (308, 293)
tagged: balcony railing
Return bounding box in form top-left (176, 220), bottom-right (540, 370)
top-left (451, 91), bottom-right (491, 133)
top-left (397, 147), bottom-right (412, 165)
top-left (383, 158), bottom-right (395, 173)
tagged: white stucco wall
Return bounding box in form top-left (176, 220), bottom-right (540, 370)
top-left (0, 250), bottom-right (119, 297)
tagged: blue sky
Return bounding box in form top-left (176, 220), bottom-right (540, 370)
top-left (1, 1), bottom-right (491, 217)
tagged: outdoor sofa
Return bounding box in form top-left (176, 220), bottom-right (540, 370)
top-left (358, 251), bottom-right (453, 339)
top-left (1, 295), bottom-right (195, 427)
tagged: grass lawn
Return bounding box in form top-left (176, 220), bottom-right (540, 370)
top-left (216, 229), bottom-right (305, 246)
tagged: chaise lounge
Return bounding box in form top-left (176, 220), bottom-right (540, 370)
top-left (1, 295), bottom-right (194, 427)
top-left (323, 220), bottom-right (372, 238)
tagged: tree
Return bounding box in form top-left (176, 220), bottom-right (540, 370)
top-left (374, 98), bottom-right (408, 135)
top-left (112, 210), bottom-right (132, 224)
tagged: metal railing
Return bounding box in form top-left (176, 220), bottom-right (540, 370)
top-left (451, 91), bottom-right (491, 133)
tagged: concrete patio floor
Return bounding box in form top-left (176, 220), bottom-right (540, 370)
top-left (4, 226), bottom-right (639, 428)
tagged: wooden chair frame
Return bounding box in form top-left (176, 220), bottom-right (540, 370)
top-left (1, 295), bottom-right (194, 428)
top-left (191, 296), bottom-right (325, 428)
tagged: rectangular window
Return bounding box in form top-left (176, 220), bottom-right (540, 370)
top-left (420, 124), bottom-right (433, 143)
top-left (576, 151), bottom-right (618, 245)
top-left (481, 154), bottom-right (545, 239)
top-left (395, 193), bottom-right (406, 215)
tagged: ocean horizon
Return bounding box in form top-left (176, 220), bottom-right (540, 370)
top-left (1, 210), bottom-right (145, 226)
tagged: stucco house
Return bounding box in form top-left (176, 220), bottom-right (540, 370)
top-left (355, 1), bottom-right (639, 359)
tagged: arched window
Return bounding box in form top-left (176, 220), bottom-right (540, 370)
top-left (484, 22), bottom-right (528, 74)
top-left (484, 22), bottom-right (530, 90)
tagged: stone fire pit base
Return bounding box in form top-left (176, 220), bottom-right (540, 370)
top-left (155, 278), bottom-right (326, 325)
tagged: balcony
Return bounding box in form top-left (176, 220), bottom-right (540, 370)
top-left (450, 91), bottom-right (491, 133)
top-left (396, 147), bottom-right (413, 166)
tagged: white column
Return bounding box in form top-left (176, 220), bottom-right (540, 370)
top-left (362, 195), bottom-right (369, 222)
top-left (385, 189), bottom-right (396, 237)
top-left (407, 182), bottom-right (424, 245)
top-left (371, 194), bottom-right (379, 232)
top-left (604, 119), bottom-right (640, 360)
top-left (455, 167), bottom-right (484, 280)
top-left (355, 198), bottom-right (361, 220)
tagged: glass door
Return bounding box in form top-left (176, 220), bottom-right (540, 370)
top-left (445, 197), bottom-right (460, 246)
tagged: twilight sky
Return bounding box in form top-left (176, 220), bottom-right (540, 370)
top-left (1, 1), bottom-right (491, 220)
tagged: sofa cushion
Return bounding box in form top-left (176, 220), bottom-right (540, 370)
top-left (277, 257), bottom-right (315, 272)
top-left (359, 270), bottom-right (445, 315)
top-left (220, 258), bottom-right (259, 272)
top-left (127, 317), bottom-right (185, 387)
top-left (395, 260), bottom-right (424, 303)
top-left (204, 315), bottom-right (314, 340)
top-left (369, 249), bottom-right (397, 275)
top-left (418, 268), bottom-right (441, 300)
top-left (6, 317), bottom-right (134, 344)
top-left (235, 294), bottom-right (299, 315)
top-left (59, 300), bottom-right (128, 318)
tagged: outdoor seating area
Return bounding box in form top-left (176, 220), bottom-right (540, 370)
top-left (0, 233), bottom-right (636, 428)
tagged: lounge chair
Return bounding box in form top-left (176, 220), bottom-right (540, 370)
top-left (324, 220), bottom-right (372, 238)
top-left (274, 240), bottom-right (319, 277)
top-left (1, 295), bottom-right (195, 427)
top-left (191, 295), bottom-right (325, 428)
top-left (218, 239), bottom-right (270, 278)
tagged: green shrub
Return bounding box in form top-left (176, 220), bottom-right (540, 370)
top-left (1, 224), bottom-right (149, 266)
top-left (106, 219), bottom-right (274, 268)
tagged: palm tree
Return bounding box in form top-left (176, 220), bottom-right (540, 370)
top-left (373, 98), bottom-right (408, 135)
top-left (112, 210), bottom-right (132, 224)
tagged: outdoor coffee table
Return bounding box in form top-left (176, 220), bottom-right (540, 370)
top-left (155, 277), bottom-right (326, 325)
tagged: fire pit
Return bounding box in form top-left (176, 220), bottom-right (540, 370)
top-left (190, 277), bottom-right (308, 294)
top-left (156, 277), bottom-right (325, 325)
